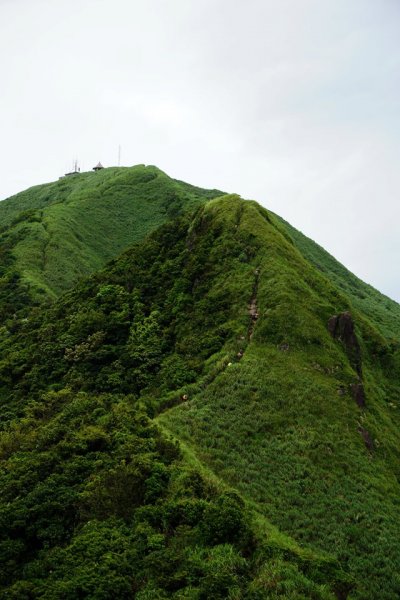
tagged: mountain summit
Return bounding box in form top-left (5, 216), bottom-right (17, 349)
top-left (0, 165), bottom-right (221, 315)
top-left (0, 168), bottom-right (399, 598)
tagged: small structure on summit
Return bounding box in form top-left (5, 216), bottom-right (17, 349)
top-left (93, 162), bottom-right (104, 172)
top-left (64, 160), bottom-right (80, 177)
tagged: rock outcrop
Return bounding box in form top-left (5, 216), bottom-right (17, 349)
top-left (329, 312), bottom-right (367, 410)
top-left (328, 311), bottom-right (362, 376)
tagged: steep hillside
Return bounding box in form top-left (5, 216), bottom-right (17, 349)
top-left (274, 214), bottom-right (400, 340)
top-left (0, 191), bottom-right (399, 598)
top-left (157, 200), bottom-right (400, 599)
top-left (275, 215), bottom-right (400, 339)
top-left (0, 197), bottom-right (349, 599)
top-left (0, 165), bottom-right (220, 319)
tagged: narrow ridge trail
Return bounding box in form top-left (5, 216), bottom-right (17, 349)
top-left (156, 266), bottom-right (261, 415)
top-left (248, 267), bottom-right (260, 340)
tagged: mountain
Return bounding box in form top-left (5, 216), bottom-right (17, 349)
top-left (0, 173), bottom-right (399, 598)
top-left (0, 165), bottom-right (221, 319)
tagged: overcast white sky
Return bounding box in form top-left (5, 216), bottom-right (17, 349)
top-left (1, 0), bottom-right (399, 301)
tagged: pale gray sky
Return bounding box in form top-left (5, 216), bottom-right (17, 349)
top-left (1, 0), bottom-right (399, 301)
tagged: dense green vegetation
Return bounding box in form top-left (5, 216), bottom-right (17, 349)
top-left (0, 173), bottom-right (399, 598)
top-left (0, 386), bottom-right (346, 599)
top-left (0, 389), bottom-right (257, 598)
top-left (0, 198), bottom-right (255, 412)
top-left (0, 196), bottom-right (350, 598)
top-left (0, 165), bottom-right (220, 316)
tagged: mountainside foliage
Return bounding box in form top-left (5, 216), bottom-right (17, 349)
top-left (0, 165), bottom-right (220, 321)
top-left (0, 173), bottom-right (399, 598)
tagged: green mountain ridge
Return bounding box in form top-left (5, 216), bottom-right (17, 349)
top-left (0, 165), bottom-right (221, 316)
top-left (0, 171), bottom-right (399, 598)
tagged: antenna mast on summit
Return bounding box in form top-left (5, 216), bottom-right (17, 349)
top-left (118, 145), bottom-right (121, 167)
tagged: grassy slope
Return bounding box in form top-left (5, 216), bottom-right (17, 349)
top-left (157, 198), bottom-right (400, 599)
top-left (274, 214), bottom-right (400, 339)
top-left (0, 165), bottom-right (220, 303)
